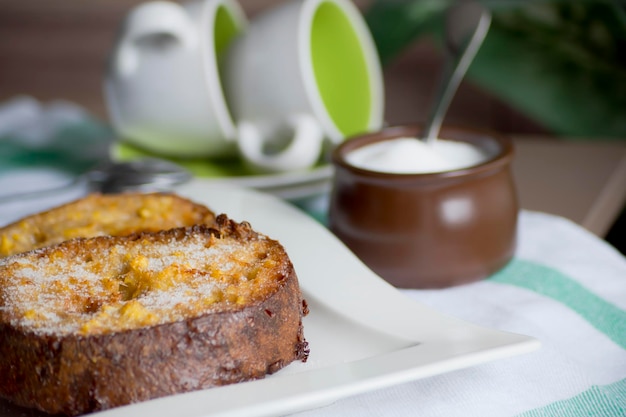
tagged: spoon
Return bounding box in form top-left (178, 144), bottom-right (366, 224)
top-left (422, 0), bottom-right (491, 143)
top-left (85, 157), bottom-right (192, 194)
top-left (0, 157), bottom-right (192, 204)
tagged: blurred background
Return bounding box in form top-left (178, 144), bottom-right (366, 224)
top-left (3, 0), bottom-right (625, 137)
top-left (0, 0), bottom-right (568, 133)
top-left (0, 0), bottom-right (625, 250)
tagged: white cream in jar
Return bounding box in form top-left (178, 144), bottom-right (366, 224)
top-left (344, 137), bottom-right (490, 174)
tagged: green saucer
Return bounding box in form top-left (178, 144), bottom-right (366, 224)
top-left (110, 142), bottom-right (333, 188)
top-left (110, 142), bottom-right (251, 178)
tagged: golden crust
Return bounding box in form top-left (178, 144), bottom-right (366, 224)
top-left (0, 193), bottom-right (216, 257)
top-left (0, 214), bottom-right (309, 415)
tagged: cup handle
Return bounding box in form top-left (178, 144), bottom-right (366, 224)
top-left (114, 1), bottom-right (196, 78)
top-left (237, 115), bottom-right (324, 173)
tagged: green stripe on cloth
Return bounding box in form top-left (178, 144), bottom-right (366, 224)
top-left (517, 378), bottom-right (626, 417)
top-left (490, 259), bottom-right (626, 350)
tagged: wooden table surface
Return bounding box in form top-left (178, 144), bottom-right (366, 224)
top-left (512, 137), bottom-right (626, 237)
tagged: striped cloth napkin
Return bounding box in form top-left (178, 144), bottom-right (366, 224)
top-left (0, 96), bottom-right (111, 223)
top-left (1, 97), bottom-right (625, 416)
top-left (297, 210), bottom-right (626, 417)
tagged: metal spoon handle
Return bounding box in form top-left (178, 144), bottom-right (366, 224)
top-left (86, 157), bottom-right (192, 193)
top-left (423, 0), bottom-right (491, 143)
top-left (0, 158), bottom-right (191, 204)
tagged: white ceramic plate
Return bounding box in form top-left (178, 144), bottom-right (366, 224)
top-left (193, 166), bottom-right (332, 201)
top-left (0, 183), bottom-right (540, 417)
top-left (194, 164), bottom-right (332, 190)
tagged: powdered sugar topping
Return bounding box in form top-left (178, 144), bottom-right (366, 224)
top-left (0, 230), bottom-right (279, 336)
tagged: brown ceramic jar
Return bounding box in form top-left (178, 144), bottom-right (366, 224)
top-left (328, 125), bottom-right (518, 288)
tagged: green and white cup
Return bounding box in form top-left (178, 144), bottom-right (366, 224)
top-left (105, 0), bottom-right (247, 158)
top-left (223, 0), bottom-right (384, 173)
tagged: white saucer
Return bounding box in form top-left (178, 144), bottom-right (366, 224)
top-left (109, 142), bottom-right (333, 200)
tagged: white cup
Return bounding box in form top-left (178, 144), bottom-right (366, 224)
top-left (104, 0), bottom-right (247, 158)
top-left (222, 0), bottom-right (384, 173)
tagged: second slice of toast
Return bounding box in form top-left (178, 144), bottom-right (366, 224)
top-left (0, 193), bottom-right (216, 257)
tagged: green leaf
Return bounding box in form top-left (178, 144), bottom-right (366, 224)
top-left (365, 0), bottom-right (450, 64)
top-left (365, 0), bottom-right (626, 139)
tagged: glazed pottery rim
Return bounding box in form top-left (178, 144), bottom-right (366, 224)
top-left (332, 124), bottom-right (514, 181)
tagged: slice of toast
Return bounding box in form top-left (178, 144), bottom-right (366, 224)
top-left (0, 193), bottom-right (216, 257)
top-left (0, 214), bottom-right (309, 415)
